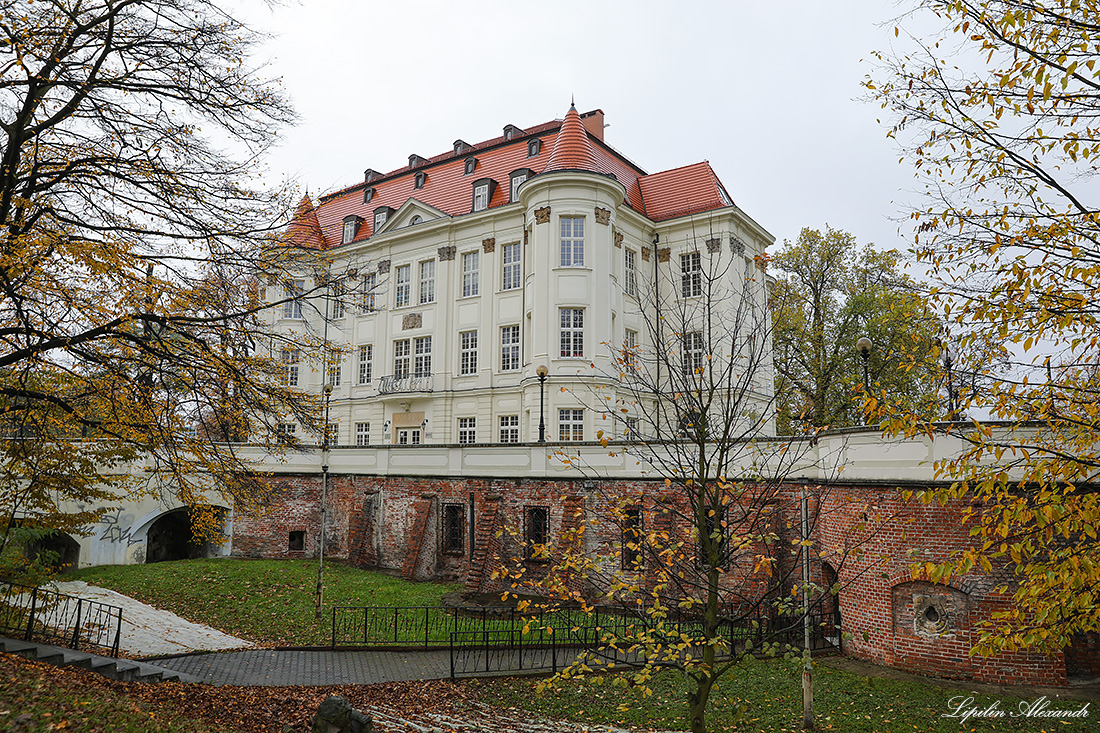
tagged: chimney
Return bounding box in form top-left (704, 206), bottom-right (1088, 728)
top-left (580, 109), bottom-right (605, 142)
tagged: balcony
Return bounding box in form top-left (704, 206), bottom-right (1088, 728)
top-left (377, 373), bottom-right (434, 395)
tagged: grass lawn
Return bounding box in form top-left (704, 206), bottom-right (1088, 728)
top-left (68, 558), bottom-right (462, 647)
top-left (473, 656), bottom-right (1096, 732)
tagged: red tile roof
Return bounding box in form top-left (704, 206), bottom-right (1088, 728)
top-left (543, 104), bottom-right (598, 173)
top-left (638, 162), bottom-right (733, 222)
top-left (286, 195), bottom-right (325, 249)
top-left (291, 106), bottom-right (735, 247)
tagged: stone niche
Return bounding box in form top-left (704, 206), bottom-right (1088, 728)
top-left (891, 580), bottom-right (969, 640)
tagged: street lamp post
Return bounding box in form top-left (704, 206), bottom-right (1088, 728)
top-left (316, 382), bottom-right (332, 619)
top-left (856, 336), bottom-right (872, 426)
top-left (536, 365), bottom-right (548, 443)
top-left (942, 343), bottom-right (956, 420)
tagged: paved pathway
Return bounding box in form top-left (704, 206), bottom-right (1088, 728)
top-left (55, 581), bottom-right (252, 657)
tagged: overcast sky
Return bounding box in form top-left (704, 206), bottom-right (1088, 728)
top-left (242, 0), bottom-right (918, 256)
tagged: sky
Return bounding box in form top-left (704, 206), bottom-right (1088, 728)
top-left (240, 0), bottom-right (922, 257)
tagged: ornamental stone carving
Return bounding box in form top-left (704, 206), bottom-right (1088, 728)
top-left (729, 235), bottom-right (746, 256)
top-left (613, 231), bottom-right (623, 248)
top-left (482, 237), bottom-right (496, 253)
top-left (706, 238), bottom-right (721, 253)
top-left (534, 206), bottom-right (551, 224)
top-left (376, 259), bottom-right (390, 274)
top-left (594, 207), bottom-right (611, 225)
top-left (641, 247), bottom-right (651, 262)
top-left (437, 246), bottom-right (456, 261)
top-left (402, 313), bottom-right (423, 330)
top-left (657, 247), bottom-right (671, 263)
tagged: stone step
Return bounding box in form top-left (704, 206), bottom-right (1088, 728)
top-left (0, 635), bottom-right (202, 684)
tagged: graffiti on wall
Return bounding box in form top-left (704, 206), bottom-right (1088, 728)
top-left (96, 509), bottom-right (143, 546)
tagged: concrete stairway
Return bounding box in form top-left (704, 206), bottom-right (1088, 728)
top-left (0, 635), bottom-right (202, 683)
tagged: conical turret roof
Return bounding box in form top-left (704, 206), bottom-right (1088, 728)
top-left (287, 194), bottom-right (326, 248)
top-left (543, 102), bottom-right (598, 173)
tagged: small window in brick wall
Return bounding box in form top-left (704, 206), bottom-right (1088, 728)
top-left (441, 504), bottom-right (465, 555)
top-left (525, 506), bottom-right (549, 560)
top-left (288, 531), bottom-right (305, 552)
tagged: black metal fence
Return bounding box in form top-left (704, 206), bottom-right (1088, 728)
top-left (0, 581), bottom-right (123, 657)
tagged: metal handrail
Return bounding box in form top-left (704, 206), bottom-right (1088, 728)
top-left (0, 581), bottom-right (123, 657)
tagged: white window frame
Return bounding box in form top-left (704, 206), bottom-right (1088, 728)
top-left (683, 331), bottom-right (704, 375)
top-left (624, 329), bottom-right (638, 372)
top-left (355, 422), bottom-right (370, 446)
top-left (559, 408), bottom-right (584, 442)
top-left (473, 184), bottom-right (489, 212)
top-left (360, 272), bottom-right (376, 313)
top-left (560, 217), bottom-right (585, 267)
top-left (414, 335), bottom-right (432, 377)
top-left (502, 242), bottom-right (521, 290)
top-left (462, 251), bottom-right (479, 297)
top-left (459, 330), bottom-right (478, 376)
top-left (394, 339), bottom-right (410, 378)
top-left (458, 417), bottom-right (476, 445)
top-left (499, 415), bottom-right (519, 443)
top-left (358, 344), bottom-right (373, 384)
top-left (501, 325), bottom-right (520, 371)
top-left (342, 219), bottom-right (356, 244)
top-left (419, 260), bottom-right (435, 304)
top-left (283, 279), bottom-right (304, 319)
top-left (276, 423), bottom-right (296, 444)
top-left (681, 252), bottom-right (702, 298)
top-left (374, 210), bottom-right (388, 231)
top-left (281, 349), bottom-right (299, 386)
top-left (397, 428), bottom-right (421, 445)
top-left (560, 308), bottom-right (584, 358)
top-left (624, 249), bottom-right (637, 297)
top-left (395, 264), bottom-right (411, 308)
top-left (324, 423), bottom-right (339, 446)
top-left (510, 174), bottom-right (527, 202)
top-left (326, 355), bottom-right (342, 387)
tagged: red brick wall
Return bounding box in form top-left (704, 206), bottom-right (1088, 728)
top-left (232, 473), bottom-right (1070, 687)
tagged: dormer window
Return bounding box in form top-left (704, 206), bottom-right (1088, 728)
top-left (414, 171), bottom-right (427, 189)
top-left (363, 187), bottom-right (376, 204)
top-left (373, 206), bottom-right (395, 233)
top-left (471, 178), bottom-right (496, 213)
top-left (528, 139), bottom-right (541, 157)
top-left (408, 153), bottom-right (427, 169)
top-left (503, 124), bottom-right (523, 140)
top-left (454, 139), bottom-right (470, 155)
top-left (464, 157), bottom-right (478, 175)
top-left (341, 215), bottom-right (361, 244)
top-left (363, 168), bottom-right (382, 183)
top-left (509, 168), bottom-right (534, 203)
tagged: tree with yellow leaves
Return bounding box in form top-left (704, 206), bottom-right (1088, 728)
top-left (869, 0), bottom-right (1100, 655)
top-left (0, 0), bottom-right (324, 560)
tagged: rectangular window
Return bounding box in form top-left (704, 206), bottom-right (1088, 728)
top-left (330, 284), bottom-right (345, 319)
top-left (374, 210), bottom-right (388, 231)
top-left (281, 349), bottom-right (299, 386)
top-left (358, 345), bottom-right (373, 384)
top-left (681, 252), bottom-right (702, 298)
top-left (683, 331), bottom-right (704, 376)
top-left (559, 308), bottom-right (584, 358)
top-left (624, 329), bottom-right (638, 372)
top-left (343, 220), bottom-right (357, 244)
top-left (414, 336), bottom-right (432, 377)
top-left (624, 416), bottom-right (639, 438)
top-left (462, 251), bottom-right (479, 297)
top-left (525, 506), bottom-right (549, 559)
top-left (275, 423), bottom-right (296, 444)
top-left (360, 272), bottom-right (376, 313)
top-left (394, 339), bottom-right (410, 378)
top-left (441, 504), bottom-right (465, 555)
top-left (458, 417), bottom-right (476, 445)
top-left (355, 422), bottom-right (370, 446)
top-left (499, 414), bottom-right (519, 443)
top-left (560, 217), bottom-right (584, 267)
top-left (510, 173), bottom-right (527, 203)
top-left (624, 249), bottom-right (637, 297)
top-left (473, 183), bottom-right (489, 211)
top-left (500, 325), bottom-right (520, 371)
top-left (502, 242), bottom-right (521, 290)
top-left (622, 508), bottom-right (643, 570)
top-left (559, 408), bottom-right (584, 442)
top-left (326, 355), bottom-right (342, 387)
top-left (459, 330), bottom-right (478, 375)
top-left (395, 265), bottom-right (411, 307)
top-left (288, 530), bottom-right (305, 551)
top-left (324, 423), bottom-right (339, 446)
top-left (284, 279), bottom-right (304, 319)
top-left (419, 260), bottom-right (435, 304)
top-left (397, 428), bottom-right (421, 445)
